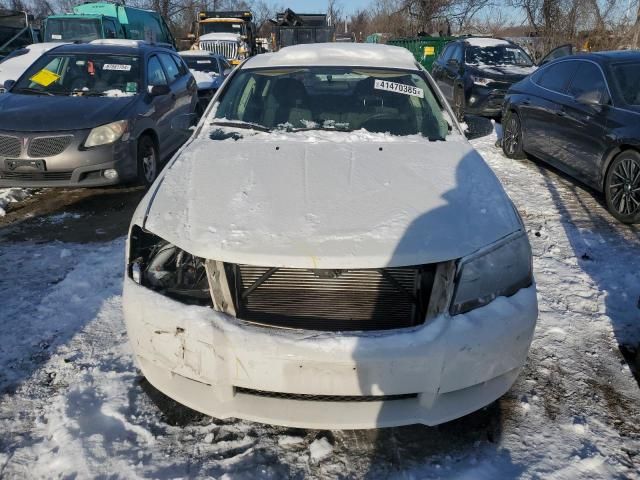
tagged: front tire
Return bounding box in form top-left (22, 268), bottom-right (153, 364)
top-left (137, 135), bottom-right (159, 188)
top-left (604, 150), bottom-right (640, 224)
top-left (502, 111), bottom-right (526, 159)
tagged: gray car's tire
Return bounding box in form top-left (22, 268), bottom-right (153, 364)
top-left (137, 135), bottom-right (159, 188)
top-left (502, 111), bottom-right (527, 160)
top-left (604, 150), bottom-right (640, 224)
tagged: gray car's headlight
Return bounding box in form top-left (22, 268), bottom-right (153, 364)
top-left (85, 120), bottom-right (128, 148)
top-left (450, 231), bottom-right (533, 315)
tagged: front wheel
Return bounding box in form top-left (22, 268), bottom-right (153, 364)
top-left (502, 111), bottom-right (526, 159)
top-left (604, 151), bottom-right (640, 224)
top-left (137, 135), bottom-right (159, 188)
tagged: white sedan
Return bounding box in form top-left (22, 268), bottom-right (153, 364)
top-left (123, 43), bottom-right (538, 429)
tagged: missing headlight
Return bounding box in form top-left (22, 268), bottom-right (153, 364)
top-left (129, 226), bottom-right (212, 306)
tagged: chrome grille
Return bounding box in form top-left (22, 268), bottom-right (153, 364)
top-left (235, 387), bottom-right (418, 402)
top-left (199, 40), bottom-right (238, 59)
top-left (0, 135), bottom-right (21, 158)
top-left (28, 136), bottom-right (73, 158)
top-left (227, 264), bottom-right (436, 331)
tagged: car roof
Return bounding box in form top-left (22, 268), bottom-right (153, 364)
top-left (50, 41), bottom-right (173, 56)
top-left (243, 43), bottom-right (420, 70)
top-left (590, 50), bottom-right (640, 63)
top-left (460, 37), bottom-right (514, 48)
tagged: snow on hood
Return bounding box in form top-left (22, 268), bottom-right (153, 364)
top-left (199, 33), bottom-right (241, 42)
top-left (143, 133), bottom-right (521, 269)
top-left (190, 69), bottom-right (219, 89)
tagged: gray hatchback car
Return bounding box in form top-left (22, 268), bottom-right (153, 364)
top-left (0, 40), bottom-right (198, 187)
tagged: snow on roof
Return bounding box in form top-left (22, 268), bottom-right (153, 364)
top-left (464, 37), bottom-right (511, 47)
top-left (89, 39), bottom-right (148, 48)
top-left (243, 43), bottom-right (420, 70)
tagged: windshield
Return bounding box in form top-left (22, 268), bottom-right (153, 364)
top-left (213, 67), bottom-right (451, 139)
top-left (466, 45), bottom-right (533, 66)
top-left (13, 53), bottom-right (141, 96)
top-left (201, 22), bottom-right (244, 35)
top-left (612, 62), bottom-right (640, 105)
top-left (45, 18), bottom-right (101, 42)
top-left (182, 56), bottom-right (220, 73)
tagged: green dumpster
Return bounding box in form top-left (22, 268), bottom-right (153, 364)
top-left (387, 36), bottom-right (456, 71)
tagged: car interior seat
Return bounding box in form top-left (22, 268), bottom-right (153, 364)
top-left (264, 77), bottom-right (313, 128)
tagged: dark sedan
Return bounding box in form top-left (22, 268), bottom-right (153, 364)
top-left (0, 40), bottom-right (198, 188)
top-left (432, 37), bottom-right (536, 121)
top-left (502, 51), bottom-right (640, 224)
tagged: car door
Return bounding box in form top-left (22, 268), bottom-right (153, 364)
top-left (146, 54), bottom-right (175, 155)
top-left (158, 53), bottom-right (191, 151)
top-left (555, 60), bottom-right (610, 184)
top-left (525, 60), bottom-right (579, 159)
top-left (432, 43), bottom-right (455, 101)
top-left (538, 44), bottom-right (574, 66)
top-left (439, 43), bottom-right (463, 102)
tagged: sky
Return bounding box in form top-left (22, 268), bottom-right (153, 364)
top-left (266, 0), bottom-right (373, 15)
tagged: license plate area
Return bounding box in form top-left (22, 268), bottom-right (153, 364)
top-left (5, 159), bottom-right (46, 171)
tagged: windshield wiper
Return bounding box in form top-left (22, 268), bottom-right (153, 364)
top-left (14, 87), bottom-right (54, 96)
top-left (211, 120), bottom-right (271, 132)
top-left (288, 126), bottom-right (354, 133)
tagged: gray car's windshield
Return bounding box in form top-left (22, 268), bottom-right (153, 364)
top-left (13, 53), bottom-right (141, 96)
top-left (213, 67), bottom-right (450, 139)
top-left (44, 18), bottom-right (101, 42)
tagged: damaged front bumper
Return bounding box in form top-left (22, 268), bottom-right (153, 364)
top-left (123, 277), bottom-right (537, 429)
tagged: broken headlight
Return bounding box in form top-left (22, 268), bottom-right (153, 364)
top-left (450, 231), bottom-right (532, 315)
top-left (128, 226), bottom-right (211, 306)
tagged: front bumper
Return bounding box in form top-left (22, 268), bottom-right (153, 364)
top-left (123, 277), bottom-right (538, 429)
top-left (465, 85), bottom-right (508, 116)
top-left (0, 130), bottom-right (137, 187)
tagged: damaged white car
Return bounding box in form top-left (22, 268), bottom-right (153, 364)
top-left (123, 43), bottom-right (538, 429)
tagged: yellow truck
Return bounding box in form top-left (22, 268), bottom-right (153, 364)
top-left (190, 11), bottom-right (256, 66)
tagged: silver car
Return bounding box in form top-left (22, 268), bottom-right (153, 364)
top-left (0, 40), bottom-right (198, 187)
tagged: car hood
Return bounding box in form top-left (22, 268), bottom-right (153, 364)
top-left (143, 135), bottom-right (521, 269)
top-left (199, 33), bottom-right (240, 42)
top-left (469, 64), bottom-right (537, 82)
top-left (0, 93), bottom-right (136, 131)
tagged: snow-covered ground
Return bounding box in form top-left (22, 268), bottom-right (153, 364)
top-left (0, 187), bottom-right (32, 216)
top-left (0, 123), bottom-right (639, 478)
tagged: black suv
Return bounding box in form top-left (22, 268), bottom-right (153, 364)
top-left (431, 37), bottom-right (536, 120)
top-left (0, 40), bottom-right (197, 188)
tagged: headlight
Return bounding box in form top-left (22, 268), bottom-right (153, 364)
top-left (85, 120), bottom-right (128, 148)
top-left (471, 75), bottom-right (492, 86)
top-left (450, 231), bottom-right (533, 315)
top-left (128, 226), bottom-right (211, 305)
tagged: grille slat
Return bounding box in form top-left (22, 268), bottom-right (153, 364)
top-left (28, 136), bottom-right (73, 158)
top-left (235, 387), bottom-right (418, 402)
top-left (0, 135), bottom-right (20, 158)
top-left (228, 264), bottom-right (435, 331)
top-left (0, 171), bottom-right (73, 181)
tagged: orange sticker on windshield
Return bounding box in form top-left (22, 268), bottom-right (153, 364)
top-left (30, 69), bottom-right (60, 87)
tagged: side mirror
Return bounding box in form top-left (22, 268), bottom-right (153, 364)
top-left (148, 84), bottom-right (170, 97)
top-left (3, 79), bottom-right (15, 91)
top-left (575, 90), bottom-right (602, 107)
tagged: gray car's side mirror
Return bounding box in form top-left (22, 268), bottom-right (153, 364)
top-left (3, 79), bottom-right (15, 91)
top-left (148, 84), bottom-right (171, 97)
